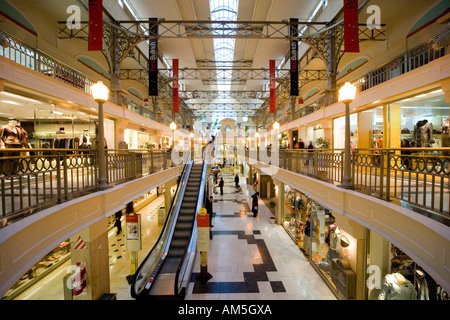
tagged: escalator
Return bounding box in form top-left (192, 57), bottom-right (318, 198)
top-left (158, 163), bottom-right (203, 273)
top-left (130, 152), bottom-right (208, 299)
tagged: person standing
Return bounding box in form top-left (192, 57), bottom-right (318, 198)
top-left (234, 174), bottom-right (239, 188)
top-left (219, 177), bottom-right (224, 195)
top-left (251, 192), bottom-right (259, 217)
top-left (114, 210), bottom-right (123, 235)
top-left (298, 138), bottom-right (305, 149)
top-left (205, 196), bottom-right (214, 228)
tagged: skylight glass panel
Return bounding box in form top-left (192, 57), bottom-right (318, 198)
top-left (209, 0), bottom-right (239, 101)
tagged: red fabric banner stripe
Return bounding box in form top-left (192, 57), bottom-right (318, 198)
top-left (269, 60), bottom-right (276, 114)
top-left (88, 0), bottom-right (103, 51)
top-left (172, 59), bottom-right (179, 114)
top-left (343, 0), bottom-right (359, 53)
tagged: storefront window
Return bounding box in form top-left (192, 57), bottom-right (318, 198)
top-left (306, 124), bottom-right (324, 148)
top-left (280, 186), bottom-right (359, 299)
top-left (377, 245), bottom-right (449, 300)
top-left (398, 90), bottom-right (447, 150)
top-left (310, 202), bottom-right (338, 279)
top-left (282, 185), bottom-right (297, 240)
top-left (0, 91), bottom-right (110, 151)
top-left (333, 113), bottom-right (358, 149)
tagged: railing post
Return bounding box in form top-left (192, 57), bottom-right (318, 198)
top-left (379, 150), bottom-right (385, 199)
top-left (62, 151), bottom-right (69, 200)
top-left (150, 151), bottom-right (154, 174)
top-left (56, 153), bottom-right (62, 203)
top-left (385, 151), bottom-right (392, 201)
top-left (163, 151), bottom-right (167, 169)
top-left (132, 152), bottom-right (137, 178)
top-left (313, 152), bottom-right (318, 178)
top-left (351, 150), bottom-right (356, 187)
top-left (105, 151), bottom-right (109, 184)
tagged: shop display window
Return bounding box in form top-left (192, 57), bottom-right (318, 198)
top-left (371, 107), bottom-right (384, 149)
top-left (309, 202), bottom-right (338, 280)
top-left (281, 186), bottom-right (306, 247)
top-left (2, 240), bottom-right (71, 300)
top-left (377, 245), bottom-right (449, 300)
top-left (0, 91), bottom-right (105, 151)
top-left (398, 90), bottom-right (447, 150)
top-left (333, 113), bottom-right (358, 149)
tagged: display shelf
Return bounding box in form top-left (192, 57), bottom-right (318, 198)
top-left (2, 241), bottom-right (71, 300)
top-left (331, 258), bottom-right (356, 300)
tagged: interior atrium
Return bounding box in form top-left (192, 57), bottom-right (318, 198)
top-left (0, 0), bottom-right (449, 308)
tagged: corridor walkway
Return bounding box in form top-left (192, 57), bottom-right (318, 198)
top-left (10, 166), bottom-right (335, 300)
top-left (185, 167), bottom-right (335, 300)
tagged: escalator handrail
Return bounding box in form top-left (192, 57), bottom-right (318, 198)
top-left (130, 152), bottom-right (192, 298)
top-left (174, 141), bottom-right (216, 298)
top-left (173, 160), bottom-right (208, 298)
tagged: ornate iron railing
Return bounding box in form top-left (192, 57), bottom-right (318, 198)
top-left (0, 32), bottom-right (157, 121)
top-left (291, 36), bottom-right (447, 121)
top-left (0, 149), bottom-right (176, 226)
top-left (245, 148), bottom-right (450, 222)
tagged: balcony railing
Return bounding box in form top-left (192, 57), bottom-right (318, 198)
top-left (0, 32), bottom-right (157, 121)
top-left (244, 148), bottom-right (450, 225)
top-left (0, 149), bottom-right (178, 226)
top-left (291, 36), bottom-right (447, 121)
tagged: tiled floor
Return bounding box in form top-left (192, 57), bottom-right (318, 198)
top-left (185, 168), bottom-right (336, 300)
top-left (11, 167), bottom-right (335, 300)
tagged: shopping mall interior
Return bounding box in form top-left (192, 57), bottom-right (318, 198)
top-left (0, 0), bottom-right (449, 307)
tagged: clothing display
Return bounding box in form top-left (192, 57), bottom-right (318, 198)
top-left (441, 118), bottom-right (449, 134)
top-left (45, 137), bottom-right (79, 149)
top-left (378, 273), bottom-right (415, 300)
top-left (372, 137), bottom-right (383, 148)
top-left (328, 225), bottom-right (340, 252)
top-left (79, 130), bottom-right (92, 149)
top-left (387, 245), bottom-right (449, 300)
top-left (413, 119), bottom-right (433, 147)
top-left (0, 119), bottom-right (30, 148)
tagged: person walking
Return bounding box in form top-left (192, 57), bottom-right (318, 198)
top-left (114, 210), bottom-right (123, 235)
top-left (251, 192), bottom-right (259, 217)
top-left (218, 177), bottom-right (224, 195)
top-left (234, 174), bottom-right (239, 188)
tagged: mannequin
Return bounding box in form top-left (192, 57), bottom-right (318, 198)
top-left (442, 118), bottom-right (449, 134)
top-left (0, 118), bottom-right (29, 174)
top-left (378, 272), bottom-right (415, 300)
top-left (16, 120), bottom-right (32, 149)
top-left (0, 118), bottom-right (23, 149)
top-left (413, 119), bottom-right (433, 147)
top-left (79, 129), bottom-right (91, 149)
top-left (329, 225), bottom-right (340, 252)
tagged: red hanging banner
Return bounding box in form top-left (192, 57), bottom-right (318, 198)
top-left (88, 0), bottom-right (103, 51)
top-left (269, 60), bottom-right (276, 114)
top-left (343, 0), bottom-right (359, 53)
top-left (172, 59), bottom-right (179, 114)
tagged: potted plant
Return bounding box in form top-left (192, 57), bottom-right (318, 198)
top-left (315, 137), bottom-right (330, 149)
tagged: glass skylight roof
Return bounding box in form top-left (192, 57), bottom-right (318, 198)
top-left (209, 0), bottom-right (239, 118)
